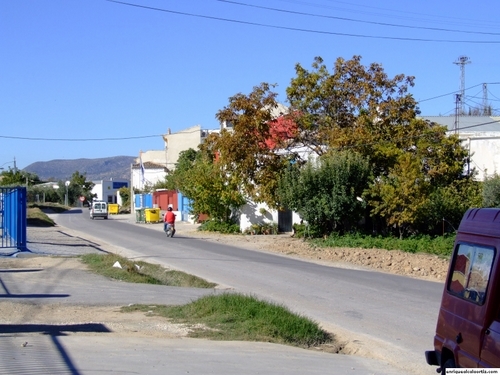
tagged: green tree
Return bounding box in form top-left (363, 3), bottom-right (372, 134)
top-left (416, 178), bottom-right (482, 235)
top-left (176, 156), bottom-right (245, 222)
top-left (54, 171), bottom-right (94, 206)
top-left (369, 152), bottom-right (431, 238)
top-left (118, 187), bottom-right (131, 210)
top-left (164, 148), bottom-right (200, 191)
top-left (0, 168), bottom-right (40, 187)
top-left (278, 150), bottom-right (371, 235)
top-left (483, 174), bottom-right (500, 207)
top-left (29, 184), bottom-right (60, 204)
top-left (368, 124), bottom-right (472, 238)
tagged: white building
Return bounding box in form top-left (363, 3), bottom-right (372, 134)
top-left (422, 116), bottom-right (500, 180)
top-left (91, 179), bottom-right (129, 204)
top-left (130, 160), bottom-right (167, 191)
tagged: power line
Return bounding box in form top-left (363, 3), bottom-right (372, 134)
top-left (0, 134), bottom-right (163, 141)
top-left (418, 82), bottom-right (500, 103)
top-left (217, 0), bottom-right (500, 36)
top-left (0, 128), bottom-right (209, 142)
top-left (106, 0), bottom-right (500, 44)
top-left (280, 0), bottom-right (500, 29)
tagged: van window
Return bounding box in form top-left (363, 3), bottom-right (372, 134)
top-left (448, 243), bottom-right (495, 305)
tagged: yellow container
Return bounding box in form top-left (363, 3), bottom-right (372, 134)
top-left (108, 204), bottom-right (119, 215)
top-left (145, 208), bottom-right (160, 223)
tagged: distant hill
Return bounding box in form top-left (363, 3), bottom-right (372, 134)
top-left (24, 156), bottom-right (136, 182)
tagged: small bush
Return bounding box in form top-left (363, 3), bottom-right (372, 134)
top-left (292, 223), bottom-right (322, 238)
top-left (198, 220), bottom-right (241, 234)
top-left (243, 222), bottom-right (278, 235)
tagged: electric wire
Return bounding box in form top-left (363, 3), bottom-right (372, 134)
top-left (418, 83), bottom-right (500, 103)
top-left (216, 0), bottom-right (500, 36)
top-left (0, 134), bottom-right (163, 141)
top-left (106, 0), bottom-right (500, 44)
top-left (279, 0), bottom-right (500, 29)
top-left (0, 129), bottom-right (208, 142)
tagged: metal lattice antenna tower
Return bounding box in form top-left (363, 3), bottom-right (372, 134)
top-left (453, 56), bottom-right (471, 115)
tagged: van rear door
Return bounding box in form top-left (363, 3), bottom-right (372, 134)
top-left (440, 241), bottom-right (496, 367)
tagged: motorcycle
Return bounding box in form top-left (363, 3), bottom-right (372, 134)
top-left (164, 223), bottom-right (175, 238)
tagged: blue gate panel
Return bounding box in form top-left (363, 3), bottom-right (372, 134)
top-left (134, 193), bottom-right (153, 209)
top-left (1, 187), bottom-right (27, 251)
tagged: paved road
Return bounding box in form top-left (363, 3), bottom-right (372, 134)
top-left (0, 210), bottom-right (441, 374)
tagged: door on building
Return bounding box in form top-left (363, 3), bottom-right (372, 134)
top-left (278, 209), bottom-right (293, 233)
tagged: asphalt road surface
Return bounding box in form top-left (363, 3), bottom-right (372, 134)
top-left (52, 209), bottom-right (444, 375)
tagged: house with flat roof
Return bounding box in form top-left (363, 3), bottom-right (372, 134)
top-left (421, 116), bottom-right (500, 180)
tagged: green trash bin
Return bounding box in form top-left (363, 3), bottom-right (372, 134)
top-left (145, 208), bottom-right (160, 223)
top-left (135, 208), bottom-right (145, 223)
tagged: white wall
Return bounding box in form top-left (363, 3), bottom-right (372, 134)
top-left (462, 132), bottom-right (500, 180)
top-left (91, 179), bottom-right (129, 203)
top-left (131, 167), bottom-right (166, 191)
top-left (239, 202), bottom-right (302, 233)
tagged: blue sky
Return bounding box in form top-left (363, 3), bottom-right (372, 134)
top-left (1, 0), bottom-right (499, 169)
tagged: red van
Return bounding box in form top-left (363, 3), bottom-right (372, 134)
top-left (426, 208), bottom-right (500, 372)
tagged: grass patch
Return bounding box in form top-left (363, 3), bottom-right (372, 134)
top-left (27, 207), bottom-right (56, 227)
top-left (80, 253), bottom-right (217, 288)
top-left (122, 293), bottom-right (333, 348)
top-left (312, 232), bottom-right (455, 257)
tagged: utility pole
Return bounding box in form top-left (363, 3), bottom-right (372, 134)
top-left (453, 56), bottom-right (471, 115)
top-left (483, 83), bottom-right (489, 115)
top-left (454, 94), bottom-right (461, 134)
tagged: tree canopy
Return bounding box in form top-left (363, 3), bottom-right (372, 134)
top-left (180, 55), bottom-right (480, 237)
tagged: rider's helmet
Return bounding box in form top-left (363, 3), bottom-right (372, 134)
top-left (167, 206), bottom-right (173, 211)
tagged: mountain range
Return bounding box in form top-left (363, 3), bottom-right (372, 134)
top-left (23, 156), bottom-right (136, 182)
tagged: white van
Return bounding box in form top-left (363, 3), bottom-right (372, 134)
top-left (90, 201), bottom-right (108, 220)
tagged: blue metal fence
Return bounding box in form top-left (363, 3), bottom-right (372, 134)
top-left (0, 187), bottom-right (27, 251)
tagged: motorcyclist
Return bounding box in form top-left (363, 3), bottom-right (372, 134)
top-left (164, 206), bottom-right (176, 237)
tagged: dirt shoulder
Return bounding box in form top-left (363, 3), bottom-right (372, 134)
top-left (182, 230), bottom-right (450, 283)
